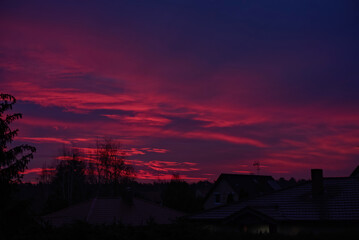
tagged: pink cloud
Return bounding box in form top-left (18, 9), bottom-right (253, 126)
top-left (126, 159), bottom-right (146, 166)
top-left (104, 114), bottom-right (171, 126)
top-left (184, 131), bottom-right (267, 147)
top-left (144, 160), bottom-right (199, 172)
top-left (21, 168), bottom-right (55, 175)
top-left (141, 148), bottom-right (169, 154)
top-left (70, 146), bottom-right (169, 157)
top-left (17, 137), bottom-right (71, 144)
top-left (135, 170), bottom-right (207, 182)
top-left (2, 10), bottom-right (359, 183)
top-left (233, 170), bottom-right (252, 174)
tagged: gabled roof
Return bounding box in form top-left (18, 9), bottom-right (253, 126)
top-left (191, 177), bottom-right (359, 222)
top-left (204, 173), bottom-right (280, 202)
top-left (225, 206), bottom-right (277, 225)
top-left (351, 165), bottom-right (359, 177)
top-left (220, 174), bottom-right (281, 194)
top-left (44, 197), bottom-right (184, 226)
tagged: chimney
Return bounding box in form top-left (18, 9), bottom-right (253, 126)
top-left (311, 169), bottom-right (324, 196)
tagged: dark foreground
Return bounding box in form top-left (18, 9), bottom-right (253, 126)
top-left (6, 222), bottom-right (359, 240)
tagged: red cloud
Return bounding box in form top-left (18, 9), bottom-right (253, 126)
top-left (141, 148), bottom-right (169, 154)
top-left (145, 160), bottom-right (199, 172)
top-left (2, 10), bottom-right (359, 183)
top-left (233, 170), bottom-right (252, 174)
top-left (21, 168), bottom-right (55, 175)
top-left (135, 170), bottom-right (207, 182)
top-left (70, 146), bottom-right (169, 157)
top-left (17, 137), bottom-right (71, 144)
top-left (103, 114), bottom-right (171, 126)
top-left (184, 131), bottom-right (267, 147)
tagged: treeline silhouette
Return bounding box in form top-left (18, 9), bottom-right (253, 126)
top-left (39, 139), bottom-right (136, 213)
top-left (33, 140), bottom-right (209, 215)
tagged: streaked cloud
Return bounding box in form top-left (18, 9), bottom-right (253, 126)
top-left (2, 0), bottom-right (359, 182)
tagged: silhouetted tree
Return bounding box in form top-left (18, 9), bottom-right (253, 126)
top-left (56, 147), bottom-right (86, 204)
top-left (38, 160), bottom-right (55, 185)
top-left (162, 174), bottom-right (201, 213)
top-left (45, 147), bottom-right (87, 212)
top-left (276, 177), bottom-right (304, 188)
top-left (0, 93), bottom-right (37, 235)
top-left (93, 138), bottom-right (134, 195)
top-left (0, 93), bottom-right (36, 186)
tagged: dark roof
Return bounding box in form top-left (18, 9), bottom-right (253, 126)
top-left (204, 174), bottom-right (280, 202)
top-left (191, 177), bottom-right (359, 222)
top-left (44, 197), bottom-right (184, 226)
top-left (221, 174), bottom-right (281, 194)
top-left (351, 166), bottom-right (359, 177)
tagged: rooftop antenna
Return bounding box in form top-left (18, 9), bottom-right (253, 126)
top-left (253, 161), bottom-right (260, 175)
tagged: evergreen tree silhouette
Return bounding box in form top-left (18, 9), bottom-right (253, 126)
top-left (0, 93), bottom-right (36, 187)
top-left (0, 93), bottom-right (37, 235)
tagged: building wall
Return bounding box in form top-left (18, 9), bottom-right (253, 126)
top-left (227, 221), bottom-right (359, 235)
top-left (277, 222), bottom-right (359, 235)
top-left (204, 180), bottom-right (238, 209)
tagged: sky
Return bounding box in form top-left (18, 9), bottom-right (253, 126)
top-left (1, 0), bottom-right (359, 183)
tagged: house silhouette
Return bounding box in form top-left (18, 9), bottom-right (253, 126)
top-left (203, 173), bottom-right (281, 209)
top-left (189, 168), bottom-right (359, 235)
top-left (43, 196), bottom-right (184, 226)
